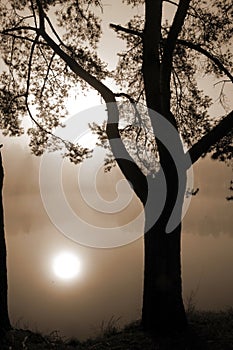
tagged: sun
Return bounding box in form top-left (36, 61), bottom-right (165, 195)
top-left (53, 252), bottom-right (81, 280)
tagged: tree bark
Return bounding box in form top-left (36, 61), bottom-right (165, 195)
top-left (0, 147), bottom-right (11, 335)
top-left (141, 168), bottom-right (187, 334)
top-left (142, 217), bottom-right (187, 334)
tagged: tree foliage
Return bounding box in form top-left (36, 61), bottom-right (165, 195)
top-left (0, 0), bottom-right (232, 169)
top-left (112, 0), bottom-right (232, 150)
top-left (0, 0), bottom-right (107, 161)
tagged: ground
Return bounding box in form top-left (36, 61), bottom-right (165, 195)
top-left (1, 309), bottom-right (233, 349)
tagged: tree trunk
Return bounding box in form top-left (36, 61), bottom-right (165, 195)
top-left (0, 147), bottom-right (11, 335)
top-left (142, 172), bottom-right (187, 334)
top-left (142, 219), bottom-right (187, 334)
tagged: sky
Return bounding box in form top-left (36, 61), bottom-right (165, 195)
top-left (0, 0), bottom-right (233, 341)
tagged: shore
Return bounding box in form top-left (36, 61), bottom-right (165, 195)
top-left (1, 309), bottom-right (233, 349)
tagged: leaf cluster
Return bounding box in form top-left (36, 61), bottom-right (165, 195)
top-left (0, 0), bottom-right (232, 170)
top-left (0, 0), bottom-right (107, 161)
top-left (112, 0), bottom-right (233, 158)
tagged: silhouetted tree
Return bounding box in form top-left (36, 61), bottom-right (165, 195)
top-left (0, 0), bottom-right (232, 335)
top-left (0, 145), bottom-right (11, 334)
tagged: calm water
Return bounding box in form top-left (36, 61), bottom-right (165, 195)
top-left (3, 145), bottom-right (233, 339)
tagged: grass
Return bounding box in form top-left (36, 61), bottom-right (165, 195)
top-left (188, 309), bottom-right (233, 349)
top-left (1, 309), bottom-right (233, 349)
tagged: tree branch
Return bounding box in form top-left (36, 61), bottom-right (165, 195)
top-left (161, 0), bottom-right (191, 118)
top-left (39, 52), bottom-right (56, 98)
top-left (40, 30), bottom-right (147, 204)
top-left (30, 0), bottom-right (38, 28)
top-left (106, 103), bottom-right (148, 205)
top-left (25, 33), bottom-right (50, 133)
top-left (163, 0), bottom-right (191, 70)
top-left (35, 0), bottom-right (45, 31)
top-left (187, 110), bottom-right (233, 165)
top-left (2, 0), bottom-right (148, 204)
top-left (115, 92), bottom-right (136, 103)
top-left (40, 32), bottom-right (114, 101)
top-left (163, 0), bottom-right (178, 7)
top-left (163, 0), bottom-right (200, 20)
top-left (1, 26), bottom-right (38, 34)
top-left (177, 39), bottom-right (233, 83)
top-left (24, 37), bottom-right (86, 155)
top-left (142, 0), bottom-right (187, 179)
top-left (0, 32), bottom-right (47, 45)
top-left (143, 0), bottom-right (162, 113)
top-left (44, 11), bottom-right (65, 46)
top-left (110, 23), bottom-right (143, 38)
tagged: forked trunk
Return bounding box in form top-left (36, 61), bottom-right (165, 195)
top-left (0, 148), bottom-right (11, 334)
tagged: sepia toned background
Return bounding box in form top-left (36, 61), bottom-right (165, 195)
top-left (0, 0), bottom-right (232, 341)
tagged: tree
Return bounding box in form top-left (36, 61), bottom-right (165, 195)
top-left (0, 0), bottom-right (232, 335)
top-left (0, 145), bottom-right (11, 334)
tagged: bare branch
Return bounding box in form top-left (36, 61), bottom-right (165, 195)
top-left (172, 70), bottom-right (180, 117)
top-left (110, 23), bottom-right (143, 38)
top-left (39, 52), bottom-right (56, 98)
top-left (115, 92), bottom-right (136, 103)
top-left (1, 26), bottom-right (38, 34)
top-left (214, 80), bottom-right (228, 109)
top-left (163, 0), bottom-right (179, 7)
top-left (44, 12), bottom-right (65, 46)
top-left (10, 11), bottom-right (34, 28)
top-left (213, 80), bottom-right (231, 86)
top-left (163, 0), bottom-right (201, 20)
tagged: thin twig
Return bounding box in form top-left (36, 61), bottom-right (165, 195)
top-left (40, 52), bottom-right (56, 98)
top-left (30, 0), bottom-right (38, 28)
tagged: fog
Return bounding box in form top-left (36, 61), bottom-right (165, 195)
top-left (1, 139), bottom-right (232, 339)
